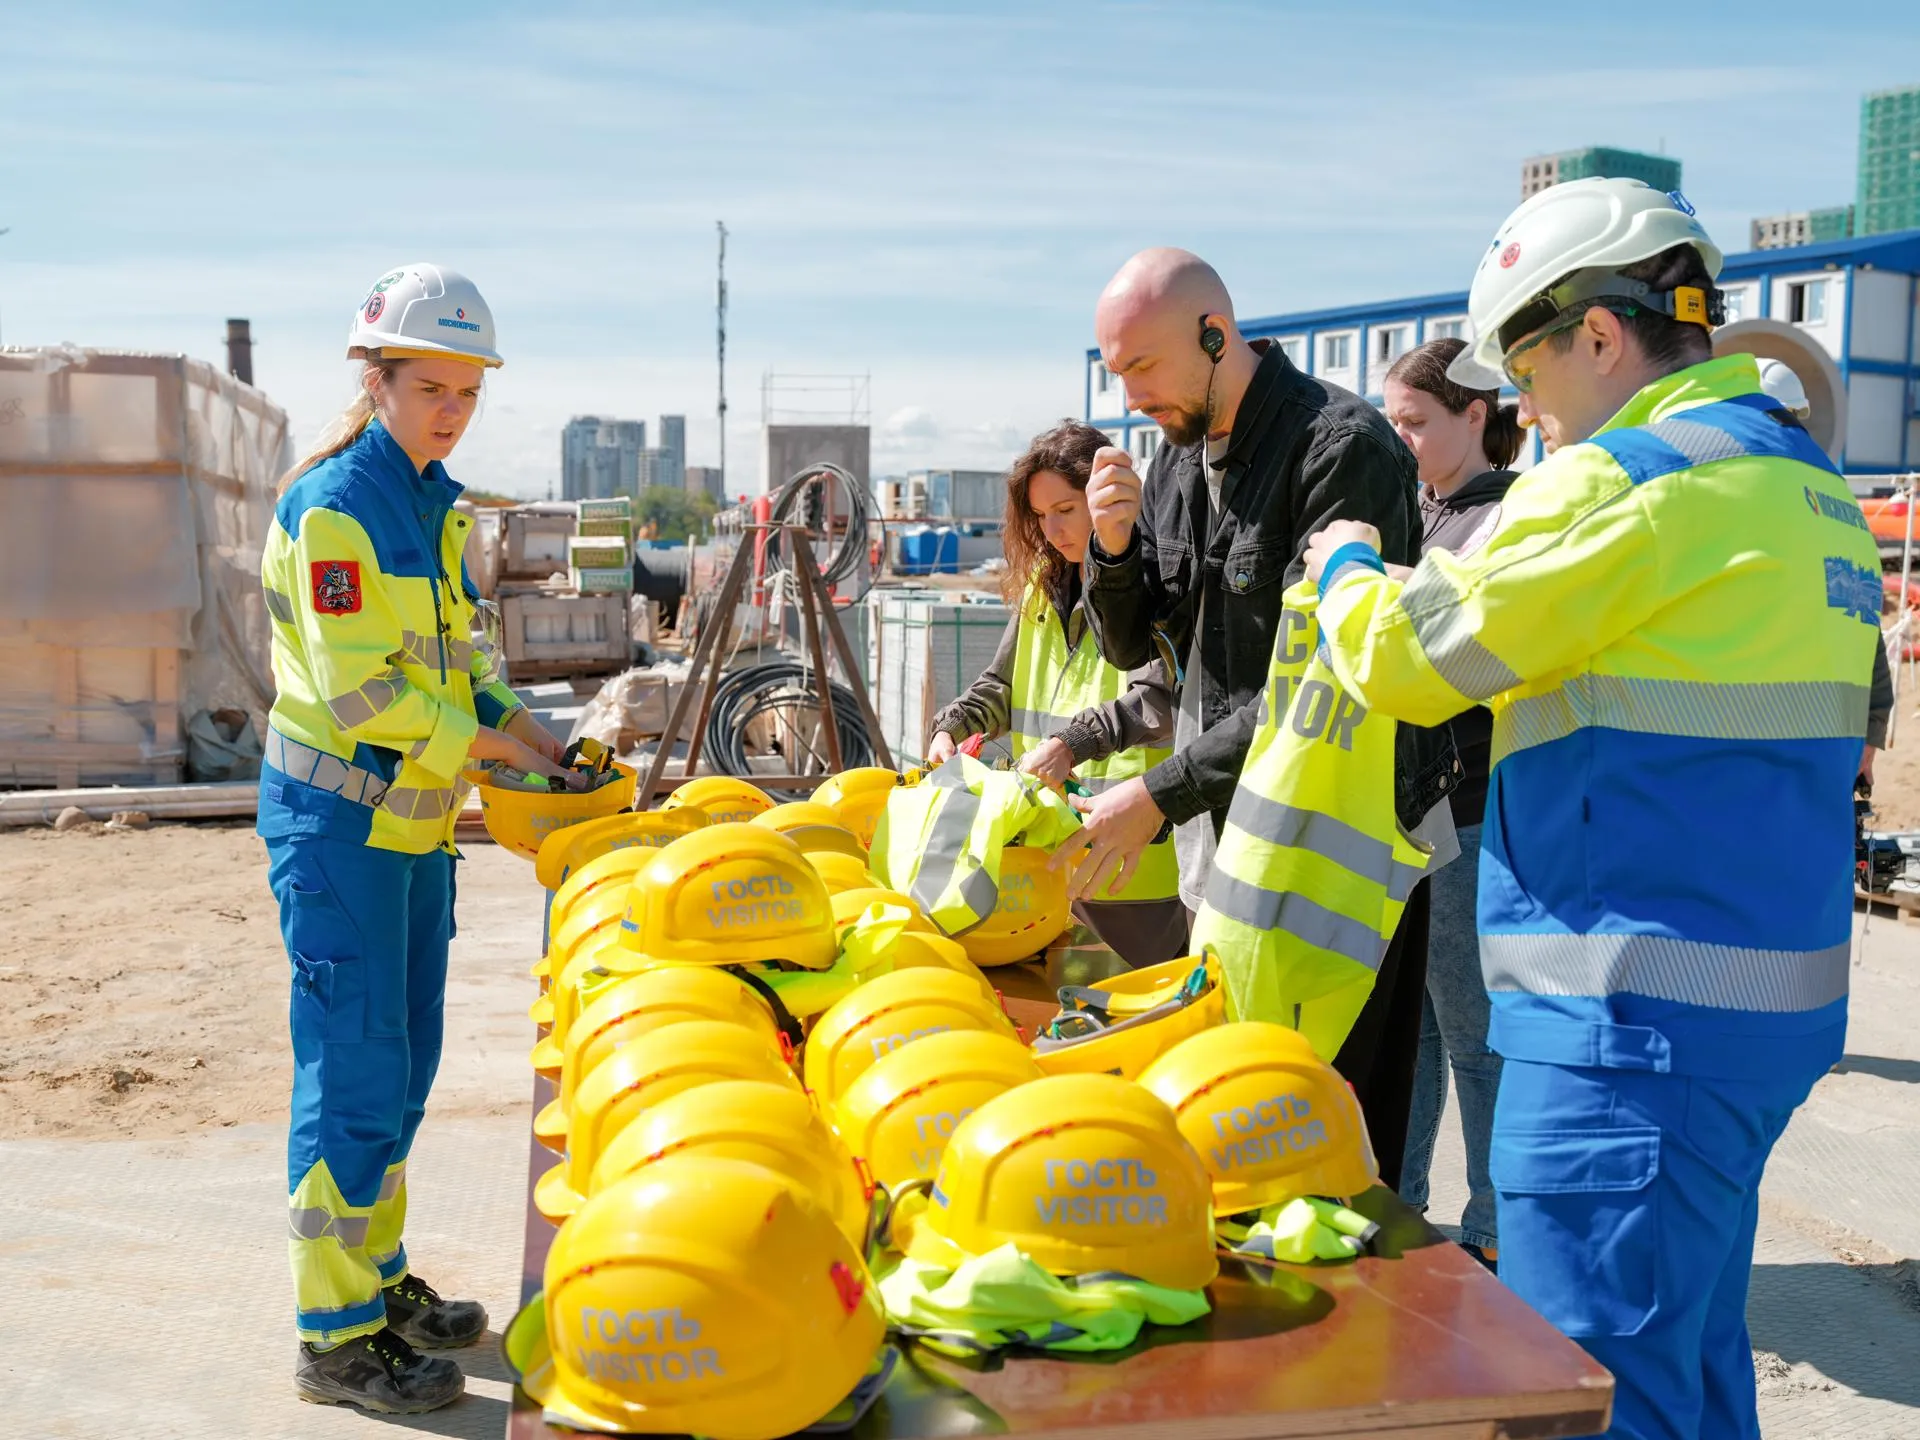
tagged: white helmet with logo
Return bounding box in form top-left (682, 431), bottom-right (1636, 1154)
top-left (347, 263), bottom-right (503, 368)
top-left (1448, 178), bottom-right (1724, 388)
top-left (1756, 359), bottom-right (1811, 418)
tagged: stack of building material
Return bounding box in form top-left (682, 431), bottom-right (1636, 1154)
top-left (866, 590), bottom-right (1010, 768)
top-left (0, 346), bottom-right (291, 789)
top-left (491, 500), bottom-right (632, 683)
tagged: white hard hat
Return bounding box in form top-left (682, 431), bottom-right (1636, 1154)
top-left (1756, 358), bottom-right (1811, 418)
top-left (1448, 178), bottom-right (1724, 388)
top-left (348, 263), bottom-right (503, 368)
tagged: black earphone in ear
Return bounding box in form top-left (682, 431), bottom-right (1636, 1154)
top-left (1198, 314), bottom-right (1226, 364)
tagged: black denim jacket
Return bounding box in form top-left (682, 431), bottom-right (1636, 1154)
top-left (1085, 342), bottom-right (1457, 832)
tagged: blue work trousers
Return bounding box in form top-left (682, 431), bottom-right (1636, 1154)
top-left (1491, 1054), bottom-right (1826, 1440)
top-left (268, 835), bottom-right (454, 1345)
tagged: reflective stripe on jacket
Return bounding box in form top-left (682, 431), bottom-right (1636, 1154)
top-left (1190, 581), bottom-right (1433, 1059)
top-left (1315, 356), bottom-right (1876, 1078)
top-left (872, 758), bottom-right (1081, 936)
top-left (259, 421), bottom-right (522, 855)
top-left (1007, 582), bottom-right (1179, 902)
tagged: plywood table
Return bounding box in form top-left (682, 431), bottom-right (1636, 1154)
top-left (507, 965), bottom-right (1612, 1440)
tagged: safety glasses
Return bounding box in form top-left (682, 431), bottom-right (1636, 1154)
top-left (1500, 309), bottom-right (1591, 393)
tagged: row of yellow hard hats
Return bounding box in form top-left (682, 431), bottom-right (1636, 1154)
top-left (531, 948), bottom-right (1377, 1250)
top-left (523, 769), bottom-right (900, 886)
top-left (510, 1017), bottom-right (1379, 1438)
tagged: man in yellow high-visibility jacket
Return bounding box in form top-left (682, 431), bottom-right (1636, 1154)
top-left (1303, 179), bottom-right (1879, 1440)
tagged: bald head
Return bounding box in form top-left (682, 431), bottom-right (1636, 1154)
top-left (1095, 249), bottom-right (1249, 446)
top-left (1097, 248), bottom-right (1235, 337)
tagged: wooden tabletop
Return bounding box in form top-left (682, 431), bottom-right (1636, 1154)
top-left (506, 963), bottom-right (1612, 1440)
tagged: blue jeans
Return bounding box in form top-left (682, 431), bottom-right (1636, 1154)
top-left (1397, 822), bottom-right (1500, 1252)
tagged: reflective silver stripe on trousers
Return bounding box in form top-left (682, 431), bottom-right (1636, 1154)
top-left (289, 1207), bottom-right (371, 1248)
top-left (1203, 869), bottom-right (1391, 974)
top-left (263, 587), bottom-right (296, 624)
top-left (378, 1165), bottom-right (406, 1202)
top-left (1495, 676), bottom-right (1872, 760)
top-left (1398, 564), bottom-right (1521, 702)
top-left (1481, 932), bottom-right (1851, 1013)
top-left (1224, 791), bottom-right (1425, 902)
top-left (265, 730), bottom-right (389, 808)
top-left (910, 787), bottom-right (999, 926)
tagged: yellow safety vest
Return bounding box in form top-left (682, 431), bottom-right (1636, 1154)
top-left (1007, 582), bottom-right (1179, 903)
top-left (873, 757), bottom-right (1081, 937)
top-left (1190, 580), bottom-right (1433, 1061)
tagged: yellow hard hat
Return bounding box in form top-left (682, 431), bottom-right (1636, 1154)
top-left (883, 930), bottom-right (994, 988)
top-left (529, 947), bottom-right (629, 1073)
top-left (896, 1072), bottom-right (1218, 1291)
top-left (832, 1029), bottom-right (1043, 1190)
top-left (807, 849), bottom-right (877, 896)
top-left (533, 968), bottom-right (785, 1152)
top-left (612, 824), bottom-right (837, 973)
top-left (535, 845), bottom-right (656, 988)
top-left (506, 1156), bottom-right (886, 1440)
top-left (956, 845), bottom-right (1071, 967)
top-left (802, 966), bottom-right (1017, 1115)
top-left (589, 1080), bottom-right (872, 1249)
top-left (810, 768), bottom-right (903, 850)
top-left (753, 800), bottom-right (864, 850)
top-left (534, 1020), bottom-right (801, 1223)
top-left (1138, 1021), bottom-right (1379, 1215)
top-left (830, 887), bottom-right (936, 935)
top-left (1031, 953), bottom-right (1227, 1081)
top-left (533, 807), bottom-right (710, 891)
top-left (661, 775), bottom-right (775, 826)
top-left (528, 890), bottom-right (632, 1033)
top-left (474, 762), bottom-right (638, 861)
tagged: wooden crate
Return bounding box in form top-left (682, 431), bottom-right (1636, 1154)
top-left (0, 632), bottom-right (182, 789)
top-left (503, 511), bottom-right (577, 579)
top-left (500, 593), bottom-right (630, 682)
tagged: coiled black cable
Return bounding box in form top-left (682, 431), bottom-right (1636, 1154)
top-left (703, 660), bottom-right (874, 781)
top-left (761, 461), bottom-right (879, 601)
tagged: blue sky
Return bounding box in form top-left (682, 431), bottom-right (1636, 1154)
top-left (4, 1), bottom-right (1917, 495)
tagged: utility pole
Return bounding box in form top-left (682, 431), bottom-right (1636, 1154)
top-left (716, 221), bottom-right (729, 499)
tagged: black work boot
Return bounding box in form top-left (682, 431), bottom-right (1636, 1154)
top-left (295, 1328), bottom-right (464, 1413)
top-left (383, 1273), bottom-right (489, 1349)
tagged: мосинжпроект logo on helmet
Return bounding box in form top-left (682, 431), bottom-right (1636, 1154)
top-left (438, 306), bottom-right (480, 333)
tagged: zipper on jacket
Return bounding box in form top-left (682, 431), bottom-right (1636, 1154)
top-left (422, 498), bottom-right (452, 684)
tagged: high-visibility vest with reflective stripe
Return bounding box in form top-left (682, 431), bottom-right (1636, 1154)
top-left (872, 757), bottom-right (1081, 937)
top-left (1007, 582), bottom-right (1179, 902)
top-left (1190, 581), bottom-right (1432, 1060)
top-left (1315, 357), bottom-right (1877, 1079)
top-left (260, 421), bottom-right (522, 855)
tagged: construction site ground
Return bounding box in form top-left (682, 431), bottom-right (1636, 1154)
top-left (4, 816), bottom-right (1919, 1438)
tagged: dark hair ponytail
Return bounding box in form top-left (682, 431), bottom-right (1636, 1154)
top-left (1386, 337), bottom-right (1524, 469)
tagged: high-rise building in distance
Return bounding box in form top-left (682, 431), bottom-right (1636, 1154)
top-left (1520, 146), bottom-right (1682, 200)
top-left (1860, 84), bottom-right (1920, 235)
top-left (561, 417), bottom-right (646, 501)
top-left (656, 415), bottom-right (687, 492)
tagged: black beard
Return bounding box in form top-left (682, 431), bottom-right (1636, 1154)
top-left (1158, 404), bottom-right (1209, 447)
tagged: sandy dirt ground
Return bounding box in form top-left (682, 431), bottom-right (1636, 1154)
top-left (0, 821), bottom-right (532, 1140)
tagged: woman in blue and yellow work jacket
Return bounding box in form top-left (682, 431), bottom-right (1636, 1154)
top-left (927, 420), bottom-right (1188, 971)
top-left (260, 264), bottom-right (577, 1416)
